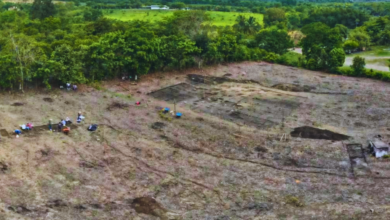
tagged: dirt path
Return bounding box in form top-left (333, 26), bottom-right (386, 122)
top-left (291, 47), bottom-right (390, 72)
top-left (344, 56), bottom-right (390, 72)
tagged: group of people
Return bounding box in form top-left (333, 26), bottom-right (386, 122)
top-left (48, 112), bottom-right (85, 134)
top-left (63, 83), bottom-right (77, 91)
top-left (14, 111), bottom-right (88, 136)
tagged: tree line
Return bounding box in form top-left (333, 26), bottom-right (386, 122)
top-left (2, 0), bottom-right (390, 91)
top-left (0, 1), bottom-right (294, 90)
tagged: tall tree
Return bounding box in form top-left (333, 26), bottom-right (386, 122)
top-left (31, 0), bottom-right (56, 20)
top-left (233, 16), bottom-right (261, 34)
top-left (255, 27), bottom-right (293, 54)
top-left (301, 22), bottom-right (343, 70)
top-left (263, 8), bottom-right (286, 27)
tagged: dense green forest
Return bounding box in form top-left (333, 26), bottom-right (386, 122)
top-left (1, 0), bottom-right (390, 90)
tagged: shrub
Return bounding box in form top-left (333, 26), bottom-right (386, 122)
top-left (286, 195), bottom-right (305, 207)
top-left (351, 56), bottom-right (366, 76)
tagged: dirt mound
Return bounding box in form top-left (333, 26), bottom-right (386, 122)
top-left (43, 97), bottom-right (54, 102)
top-left (11, 102), bottom-right (24, 106)
top-left (130, 197), bottom-right (168, 220)
top-left (290, 126), bottom-right (350, 141)
top-left (272, 83), bottom-right (314, 92)
top-left (107, 101), bottom-right (129, 111)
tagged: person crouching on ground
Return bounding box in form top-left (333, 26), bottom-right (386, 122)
top-left (77, 112), bottom-right (81, 123)
top-left (66, 117), bottom-right (72, 125)
top-left (58, 122), bottom-right (63, 132)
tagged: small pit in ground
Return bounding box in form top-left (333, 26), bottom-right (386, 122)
top-left (107, 101), bottom-right (129, 111)
top-left (130, 197), bottom-right (167, 219)
top-left (188, 74), bottom-right (230, 84)
top-left (151, 122), bottom-right (166, 130)
top-left (43, 97), bottom-right (54, 103)
top-left (0, 129), bottom-right (9, 138)
top-left (11, 102), bottom-right (25, 106)
top-left (272, 83), bottom-right (315, 92)
top-left (290, 126), bottom-right (350, 141)
top-left (149, 83), bottom-right (196, 103)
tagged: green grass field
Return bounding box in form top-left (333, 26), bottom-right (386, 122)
top-left (105, 10), bottom-right (263, 26)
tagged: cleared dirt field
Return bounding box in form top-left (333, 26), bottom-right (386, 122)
top-left (1, 62), bottom-right (390, 219)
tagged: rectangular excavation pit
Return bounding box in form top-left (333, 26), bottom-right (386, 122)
top-left (149, 83), bottom-right (197, 103)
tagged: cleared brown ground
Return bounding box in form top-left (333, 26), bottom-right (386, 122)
top-left (1, 62), bottom-right (390, 219)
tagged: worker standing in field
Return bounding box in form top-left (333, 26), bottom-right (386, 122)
top-left (48, 119), bottom-right (52, 131)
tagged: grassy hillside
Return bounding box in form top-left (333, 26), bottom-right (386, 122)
top-left (105, 9), bottom-right (263, 26)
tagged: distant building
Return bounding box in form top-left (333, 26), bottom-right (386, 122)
top-left (146, 5), bottom-right (169, 10)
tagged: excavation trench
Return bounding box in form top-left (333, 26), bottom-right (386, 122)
top-left (290, 126), bottom-right (350, 141)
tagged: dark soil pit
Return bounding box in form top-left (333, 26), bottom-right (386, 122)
top-left (0, 129), bottom-right (9, 138)
top-left (46, 199), bottom-right (68, 209)
top-left (107, 101), bottom-right (129, 111)
top-left (254, 146), bottom-right (268, 153)
top-left (149, 83), bottom-right (197, 103)
top-left (8, 205), bottom-right (31, 214)
top-left (272, 83), bottom-right (315, 92)
top-left (11, 102), bottom-right (25, 106)
top-left (43, 97), bottom-right (54, 103)
top-left (188, 74), bottom-right (232, 84)
top-left (130, 197), bottom-right (167, 220)
top-left (0, 161), bottom-right (8, 172)
top-left (151, 122), bottom-right (166, 130)
top-left (290, 126), bottom-right (350, 141)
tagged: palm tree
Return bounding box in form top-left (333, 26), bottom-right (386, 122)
top-left (233, 16), bottom-right (261, 34)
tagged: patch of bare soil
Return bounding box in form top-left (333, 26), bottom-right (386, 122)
top-left (229, 111), bottom-right (277, 129)
top-left (0, 129), bottom-right (9, 137)
top-left (107, 101), bottom-right (129, 111)
top-left (149, 83), bottom-right (196, 102)
top-left (11, 102), bottom-right (25, 106)
top-left (272, 83), bottom-right (315, 92)
top-left (43, 97), bottom-right (54, 102)
top-left (290, 126), bottom-right (350, 141)
top-left (151, 122), bottom-right (166, 130)
top-left (188, 74), bottom-right (232, 84)
top-left (130, 197), bottom-right (168, 220)
top-left (188, 74), bottom-right (258, 85)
